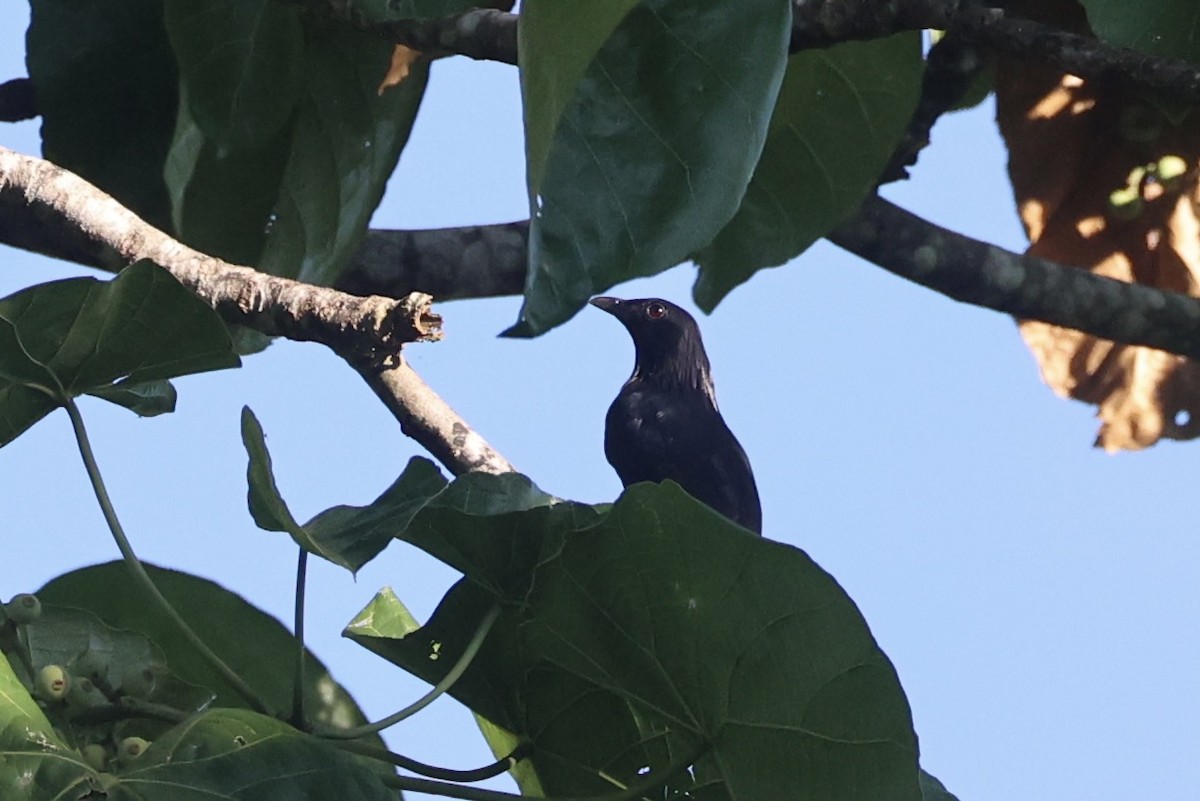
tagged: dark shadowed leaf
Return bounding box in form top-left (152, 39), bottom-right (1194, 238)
top-left (1080, 0), bottom-right (1200, 62)
top-left (0, 261), bottom-right (239, 446)
top-left (37, 562), bottom-right (371, 734)
top-left (164, 0), bottom-right (305, 150)
top-left (89, 380), bottom-right (178, 417)
top-left (352, 470), bottom-right (919, 800)
top-left (102, 709), bottom-right (394, 800)
top-left (27, 0), bottom-right (178, 229)
top-left (508, 0), bottom-right (790, 336)
top-left (693, 34), bottom-right (923, 310)
top-left (257, 26), bottom-right (430, 286)
top-left (165, 89), bottom-right (293, 268)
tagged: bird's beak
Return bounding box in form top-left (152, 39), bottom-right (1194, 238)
top-left (590, 296), bottom-right (622, 316)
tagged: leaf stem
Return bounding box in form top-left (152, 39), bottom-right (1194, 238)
top-left (63, 398), bottom-right (274, 716)
top-left (335, 739), bottom-right (528, 783)
top-left (381, 740), bottom-right (709, 801)
top-left (316, 603), bottom-right (501, 740)
top-left (291, 548), bottom-right (308, 727)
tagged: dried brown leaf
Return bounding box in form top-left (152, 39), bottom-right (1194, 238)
top-left (378, 45), bottom-right (422, 95)
top-left (995, 22), bottom-right (1200, 451)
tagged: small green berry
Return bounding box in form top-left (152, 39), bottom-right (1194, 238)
top-left (72, 649), bottom-right (112, 683)
top-left (118, 666), bottom-right (156, 699)
top-left (118, 737), bottom-right (150, 760)
top-left (81, 743), bottom-right (107, 771)
top-left (5, 594), bottom-right (42, 625)
top-left (1156, 155), bottom-right (1189, 191)
top-left (66, 676), bottom-right (98, 709)
top-left (1107, 185), bottom-right (1145, 221)
top-left (35, 664), bottom-right (70, 701)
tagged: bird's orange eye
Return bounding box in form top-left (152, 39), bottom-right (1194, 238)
top-left (646, 302), bottom-right (667, 319)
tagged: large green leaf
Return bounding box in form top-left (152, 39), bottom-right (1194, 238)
top-left (103, 709), bottom-right (394, 800)
top-left (257, 25), bottom-right (431, 285)
top-left (0, 652), bottom-right (93, 801)
top-left (243, 409), bottom-right (450, 572)
top-left (1081, 0), bottom-right (1200, 62)
top-left (26, 0), bottom-right (178, 229)
top-left (0, 261), bottom-right (239, 446)
top-left (352, 472), bottom-right (919, 800)
top-left (693, 34), bottom-right (923, 310)
top-left (508, 0), bottom-right (791, 336)
top-left (37, 563), bottom-right (369, 733)
top-left (28, 4), bottom-right (429, 288)
top-left (164, 87), bottom-right (293, 268)
top-left (164, 0), bottom-right (305, 150)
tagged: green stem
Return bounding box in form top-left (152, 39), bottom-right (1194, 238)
top-left (380, 741), bottom-right (709, 801)
top-left (335, 739), bottom-right (527, 783)
top-left (291, 548), bottom-right (308, 727)
top-left (317, 603), bottom-right (501, 740)
top-left (64, 398), bottom-right (273, 716)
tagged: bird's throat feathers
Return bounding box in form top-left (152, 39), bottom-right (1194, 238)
top-left (631, 337), bottom-right (718, 407)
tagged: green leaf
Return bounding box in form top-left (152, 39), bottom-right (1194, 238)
top-left (355, 471), bottom-right (919, 800)
top-left (693, 34), bottom-right (923, 310)
top-left (164, 0), bottom-right (305, 150)
top-left (164, 87), bottom-right (293, 267)
top-left (37, 563), bottom-right (371, 733)
top-left (243, 414), bottom-right (450, 572)
top-left (104, 709), bottom-right (394, 800)
top-left (20, 604), bottom-right (216, 716)
top-left (1080, 0), bottom-right (1200, 62)
top-left (257, 25), bottom-right (431, 286)
top-left (0, 261), bottom-right (240, 446)
top-left (241, 406), bottom-right (305, 535)
top-left (508, 0), bottom-right (791, 336)
top-left (27, 0), bottom-right (179, 229)
top-left (346, 579), bottom-right (522, 731)
top-left (920, 769), bottom-right (962, 801)
top-left (0, 651), bottom-right (93, 801)
top-left (301, 457), bottom-right (450, 573)
top-left (89, 380), bottom-right (178, 417)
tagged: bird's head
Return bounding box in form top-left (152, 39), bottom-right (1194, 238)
top-left (590, 296), bottom-right (715, 399)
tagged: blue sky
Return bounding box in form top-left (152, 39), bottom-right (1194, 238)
top-left (1, 6), bottom-right (1197, 800)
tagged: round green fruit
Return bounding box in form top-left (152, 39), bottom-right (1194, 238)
top-left (5, 594), bottom-right (42, 625)
top-left (35, 664), bottom-right (70, 701)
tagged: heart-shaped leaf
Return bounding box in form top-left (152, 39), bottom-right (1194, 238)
top-left (0, 261), bottom-right (239, 446)
top-left (508, 0), bottom-right (791, 335)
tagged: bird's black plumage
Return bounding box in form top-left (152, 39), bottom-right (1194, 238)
top-left (591, 296), bottom-right (762, 534)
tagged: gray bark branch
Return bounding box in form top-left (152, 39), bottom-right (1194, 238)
top-left (829, 195), bottom-right (1200, 360)
top-left (0, 145), bottom-right (511, 476)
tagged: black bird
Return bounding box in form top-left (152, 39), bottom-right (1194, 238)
top-left (591, 296), bottom-right (762, 534)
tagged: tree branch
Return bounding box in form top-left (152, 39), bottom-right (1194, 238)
top-left (368, 8), bottom-right (518, 65)
top-left (828, 195), bottom-right (1200, 360)
top-left (790, 0), bottom-right (1200, 105)
top-left (0, 182), bottom-right (529, 304)
top-left (0, 78), bottom-right (36, 123)
top-left (336, 222), bottom-right (528, 301)
top-left (0, 145), bottom-right (512, 476)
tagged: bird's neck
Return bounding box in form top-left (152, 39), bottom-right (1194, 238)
top-left (633, 345), bottom-right (718, 407)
